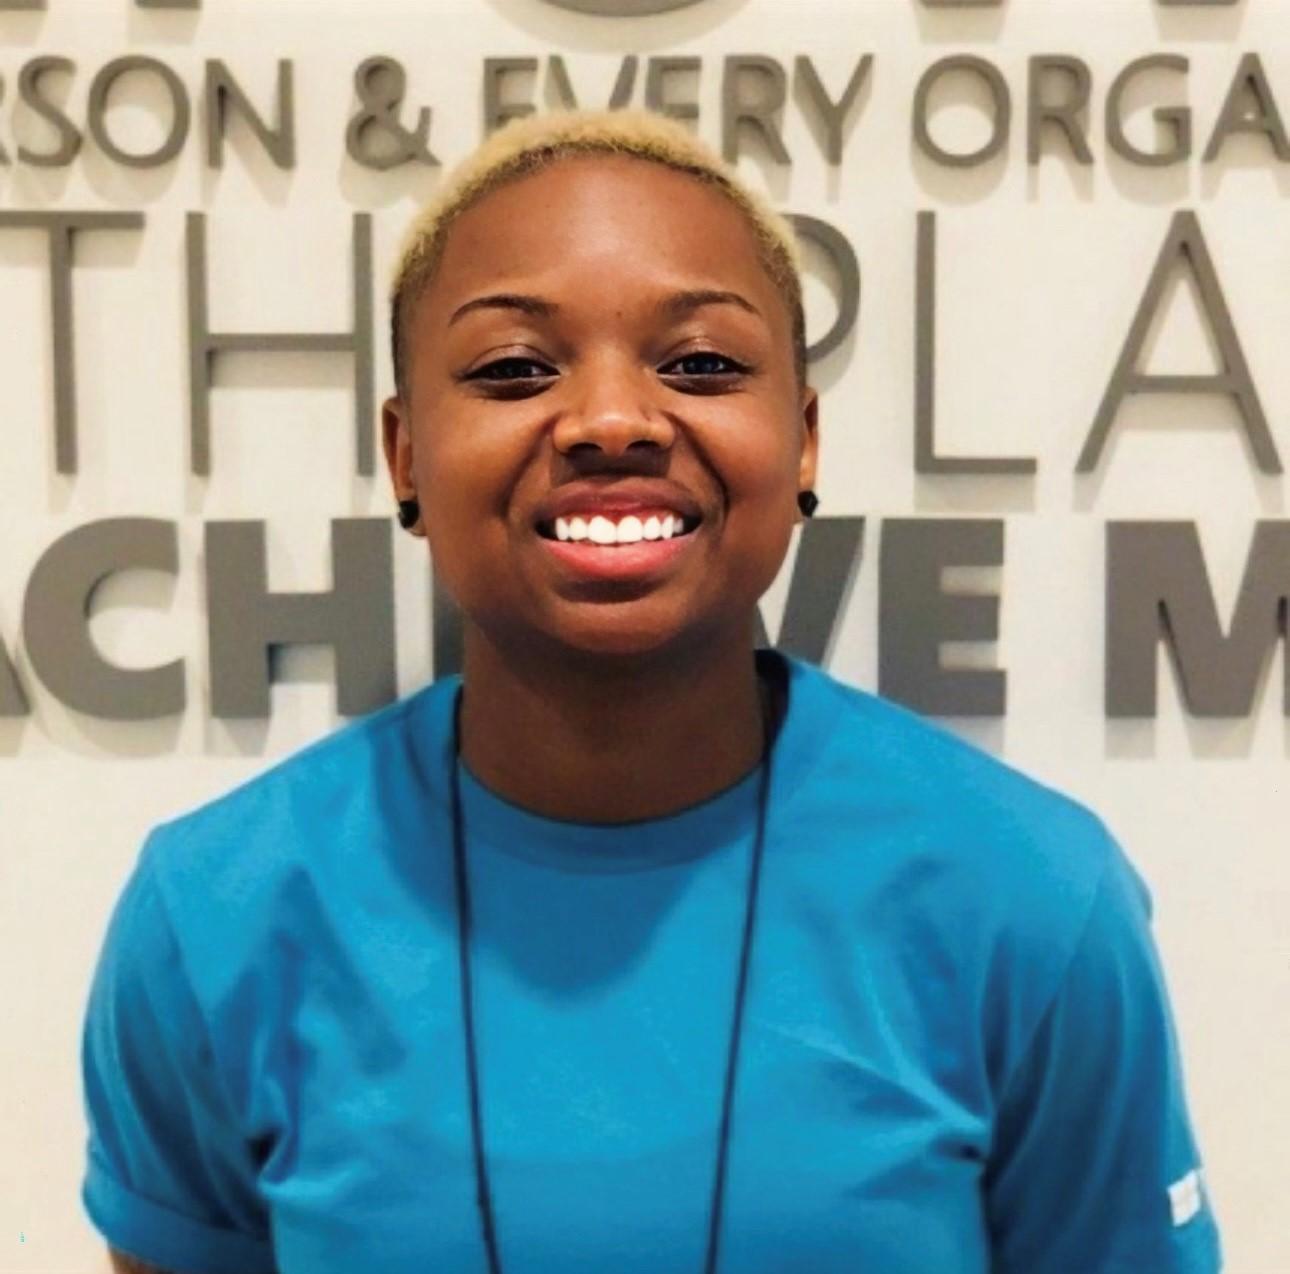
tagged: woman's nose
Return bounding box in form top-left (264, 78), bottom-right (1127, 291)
top-left (552, 359), bottom-right (675, 458)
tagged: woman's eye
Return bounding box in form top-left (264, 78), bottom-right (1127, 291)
top-left (466, 357), bottom-right (556, 383)
top-left (661, 351), bottom-right (749, 379)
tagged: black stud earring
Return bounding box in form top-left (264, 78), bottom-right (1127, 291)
top-left (797, 490), bottom-right (819, 518)
top-left (397, 497), bottom-right (420, 530)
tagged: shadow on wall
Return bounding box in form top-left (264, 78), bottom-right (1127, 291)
top-left (480, 0), bottom-right (752, 53)
top-left (909, 0), bottom-right (1250, 44)
top-left (1152, 0), bottom-right (1248, 44)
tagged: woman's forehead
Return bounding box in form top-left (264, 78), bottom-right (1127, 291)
top-left (428, 154), bottom-right (777, 314)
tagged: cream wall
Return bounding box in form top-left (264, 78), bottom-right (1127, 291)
top-left (1, 0), bottom-right (1286, 1269)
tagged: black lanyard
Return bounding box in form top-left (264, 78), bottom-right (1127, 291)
top-left (448, 680), bottom-right (776, 1274)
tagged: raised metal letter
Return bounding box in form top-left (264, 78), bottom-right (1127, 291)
top-left (22, 518), bottom-right (184, 720)
top-left (1107, 521), bottom-right (1290, 717)
top-left (186, 212), bottom-right (375, 475)
top-left (0, 212), bottom-right (146, 473)
top-left (1078, 210), bottom-right (1281, 475)
top-left (206, 519), bottom-right (396, 718)
top-left (880, 518), bottom-right (1007, 717)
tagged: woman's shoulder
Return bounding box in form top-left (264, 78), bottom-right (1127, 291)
top-left (129, 678), bottom-right (459, 1012)
top-left (787, 657), bottom-right (1134, 1082)
top-left (140, 677), bottom-right (457, 910)
top-left (787, 652), bottom-right (1109, 850)
top-left (785, 654), bottom-right (1118, 958)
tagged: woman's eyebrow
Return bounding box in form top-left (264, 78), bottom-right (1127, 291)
top-left (660, 289), bottom-right (762, 320)
top-left (448, 293), bottom-right (558, 327)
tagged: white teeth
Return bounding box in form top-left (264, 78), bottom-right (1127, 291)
top-left (552, 512), bottom-right (692, 544)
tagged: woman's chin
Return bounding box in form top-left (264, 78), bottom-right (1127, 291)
top-left (538, 609), bottom-right (724, 666)
top-left (553, 625), bottom-right (688, 662)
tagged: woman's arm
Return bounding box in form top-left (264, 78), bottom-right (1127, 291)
top-left (983, 838), bottom-right (1221, 1271)
top-left (81, 844), bottom-right (277, 1274)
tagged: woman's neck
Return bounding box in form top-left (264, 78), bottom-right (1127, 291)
top-left (457, 628), bottom-right (771, 824)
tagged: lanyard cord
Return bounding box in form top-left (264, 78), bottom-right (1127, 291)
top-left (449, 678), bottom-right (776, 1274)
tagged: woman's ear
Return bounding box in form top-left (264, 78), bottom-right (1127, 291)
top-left (381, 396), bottom-right (423, 535)
top-left (797, 386), bottom-right (820, 512)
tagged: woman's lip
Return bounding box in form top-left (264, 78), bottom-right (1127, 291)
top-left (536, 526), bottom-right (701, 582)
top-left (535, 513), bottom-right (700, 537)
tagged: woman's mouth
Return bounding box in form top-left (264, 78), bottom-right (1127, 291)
top-left (534, 512), bottom-right (703, 582)
top-left (535, 512), bottom-right (700, 544)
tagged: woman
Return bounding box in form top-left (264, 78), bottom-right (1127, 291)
top-left (81, 110), bottom-right (1222, 1273)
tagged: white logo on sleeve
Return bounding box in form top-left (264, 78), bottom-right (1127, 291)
top-left (1167, 1167), bottom-right (1205, 1227)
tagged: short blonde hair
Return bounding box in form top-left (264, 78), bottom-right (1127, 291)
top-left (389, 108), bottom-right (807, 396)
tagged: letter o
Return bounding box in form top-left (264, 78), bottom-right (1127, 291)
top-left (87, 56), bottom-right (191, 168)
top-left (913, 55), bottom-right (1012, 168)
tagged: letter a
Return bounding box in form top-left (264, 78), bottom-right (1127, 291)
top-left (1077, 210), bottom-right (1281, 475)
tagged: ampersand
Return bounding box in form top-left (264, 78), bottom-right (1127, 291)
top-left (346, 56), bottom-right (437, 171)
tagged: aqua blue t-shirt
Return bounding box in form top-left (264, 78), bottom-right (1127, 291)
top-left (81, 648), bottom-right (1222, 1273)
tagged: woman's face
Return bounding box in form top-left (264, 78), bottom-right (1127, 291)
top-left (383, 153), bottom-right (818, 665)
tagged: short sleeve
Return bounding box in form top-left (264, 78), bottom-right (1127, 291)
top-left (80, 839), bottom-right (277, 1274)
top-left (984, 837), bottom-right (1223, 1273)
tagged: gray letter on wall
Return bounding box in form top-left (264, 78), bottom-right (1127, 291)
top-left (186, 212), bottom-right (375, 475)
top-left (0, 211), bottom-right (146, 474)
top-left (913, 56), bottom-right (1011, 167)
top-left (1107, 55), bottom-right (1192, 167)
top-left (483, 57), bottom-right (538, 135)
top-left (916, 212), bottom-right (1036, 474)
top-left (879, 518), bottom-right (1006, 717)
top-left (794, 55), bottom-right (872, 165)
top-left (1077, 210), bottom-right (1281, 474)
top-left (17, 57), bottom-right (83, 167)
top-left (752, 516), bottom-right (866, 663)
top-left (205, 59), bottom-right (296, 169)
top-left (1027, 55), bottom-right (1093, 165)
top-left (205, 518), bottom-right (396, 718)
top-left (547, 54), bottom-right (637, 111)
top-left (21, 518), bottom-right (184, 720)
top-left (1203, 52), bottom-right (1290, 163)
top-left (645, 56), bottom-right (701, 125)
top-left (722, 55), bottom-right (791, 164)
top-left (87, 56), bottom-right (191, 168)
top-left (1106, 520), bottom-right (1290, 718)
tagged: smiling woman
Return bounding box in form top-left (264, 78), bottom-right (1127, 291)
top-left (80, 108), bottom-right (1220, 1274)
top-left (380, 111), bottom-right (815, 821)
